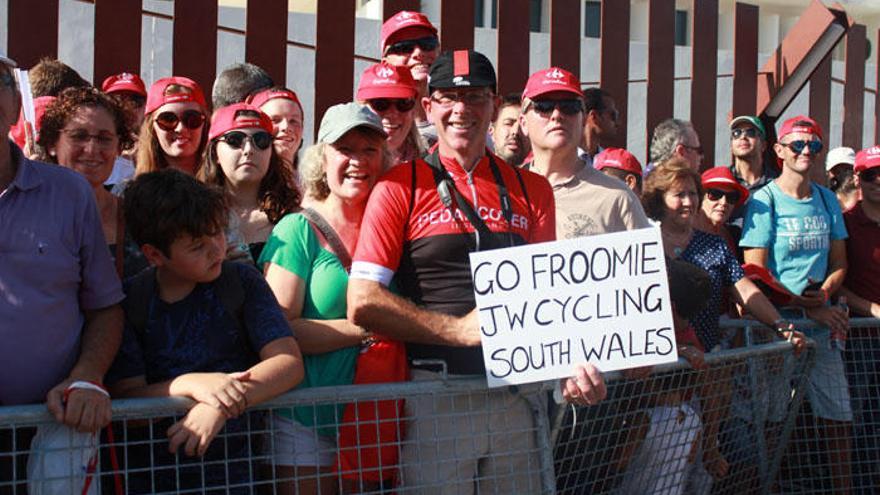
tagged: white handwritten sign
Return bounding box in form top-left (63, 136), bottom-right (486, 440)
top-left (469, 227), bottom-right (677, 388)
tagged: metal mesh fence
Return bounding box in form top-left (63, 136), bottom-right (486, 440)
top-left (2, 318), bottom-right (879, 494)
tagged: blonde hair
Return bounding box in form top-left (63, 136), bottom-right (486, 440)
top-left (299, 128), bottom-right (392, 201)
top-left (134, 84), bottom-right (208, 176)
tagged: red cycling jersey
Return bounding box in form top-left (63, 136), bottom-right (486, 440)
top-left (351, 152), bottom-right (555, 374)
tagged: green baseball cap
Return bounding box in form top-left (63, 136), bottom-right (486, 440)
top-left (317, 102), bottom-right (386, 144)
top-left (730, 115), bottom-right (765, 139)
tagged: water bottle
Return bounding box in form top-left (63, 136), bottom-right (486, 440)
top-left (830, 296), bottom-right (848, 351)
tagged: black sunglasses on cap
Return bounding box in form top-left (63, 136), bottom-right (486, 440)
top-left (369, 98), bottom-right (416, 113)
top-left (859, 168), bottom-right (880, 183)
top-left (530, 99), bottom-right (583, 116)
top-left (705, 188), bottom-right (741, 204)
top-left (780, 139), bottom-right (823, 155)
top-left (155, 109), bottom-right (206, 131)
top-left (385, 36), bottom-right (439, 56)
top-left (219, 130), bottom-right (274, 150)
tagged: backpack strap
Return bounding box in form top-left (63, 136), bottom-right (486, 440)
top-left (423, 149), bottom-right (497, 242)
top-left (300, 207), bottom-right (352, 271)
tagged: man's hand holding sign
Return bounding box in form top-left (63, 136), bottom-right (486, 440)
top-left (470, 227), bottom-right (677, 393)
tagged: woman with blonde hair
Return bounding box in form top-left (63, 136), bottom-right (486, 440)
top-left (356, 62), bottom-right (425, 164)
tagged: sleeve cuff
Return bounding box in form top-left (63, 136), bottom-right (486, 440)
top-left (350, 261), bottom-right (395, 286)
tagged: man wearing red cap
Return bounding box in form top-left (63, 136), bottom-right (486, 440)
top-left (348, 51), bottom-right (606, 492)
top-left (594, 147), bottom-right (643, 195)
top-left (102, 72), bottom-right (148, 187)
top-left (740, 115), bottom-right (852, 492)
top-left (381, 10), bottom-right (440, 146)
top-left (520, 67), bottom-right (650, 239)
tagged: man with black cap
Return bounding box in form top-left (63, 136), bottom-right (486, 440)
top-left (348, 49), bottom-right (606, 492)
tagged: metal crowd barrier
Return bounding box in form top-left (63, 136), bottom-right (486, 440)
top-left (1, 318), bottom-right (879, 494)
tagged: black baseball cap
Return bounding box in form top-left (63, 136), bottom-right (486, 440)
top-left (428, 49), bottom-right (496, 93)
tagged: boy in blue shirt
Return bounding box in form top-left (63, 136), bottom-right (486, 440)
top-left (108, 170), bottom-right (303, 493)
top-left (740, 115), bottom-right (851, 492)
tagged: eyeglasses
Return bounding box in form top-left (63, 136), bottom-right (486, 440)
top-left (780, 139), bottom-right (823, 155)
top-left (385, 36), bottom-right (440, 56)
top-left (731, 127), bottom-right (759, 139)
top-left (859, 168), bottom-right (880, 183)
top-left (368, 98), bottom-right (416, 113)
top-left (529, 99), bottom-right (584, 116)
top-left (430, 90), bottom-right (492, 108)
top-left (154, 109), bottom-right (206, 131)
top-left (60, 129), bottom-right (118, 149)
top-left (705, 188), bottom-right (741, 204)
top-left (219, 130), bottom-right (273, 150)
top-left (681, 143), bottom-right (703, 156)
top-left (0, 71), bottom-right (15, 89)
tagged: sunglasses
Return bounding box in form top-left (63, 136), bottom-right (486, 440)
top-left (154, 110), bottom-right (206, 131)
top-left (369, 98), bottom-right (416, 113)
top-left (219, 130), bottom-right (273, 150)
top-left (860, 168), bottom-right (880, 183)
top-left (731, 127), bottom-right (759, 139)
top-left (706, 188), bottom-right (741, 204)
top-left (530, 99), bottom-right (584, 116)
top-left (780, 139), bottom-right (823, 155)
top-left (385, 36), bottom-right (440, 56)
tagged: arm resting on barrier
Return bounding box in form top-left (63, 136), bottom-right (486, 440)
top-left (837, 286), bottom-right (880, 318)
top-left (46, 304), bottom-right (123, 433)
top-left (265, 261), bottom-right (367, 354)
top-left (347, 278), bottom-right (481, 346)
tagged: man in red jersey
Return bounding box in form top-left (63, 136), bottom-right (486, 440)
top-left (348, 49), bottom-right (606, 493)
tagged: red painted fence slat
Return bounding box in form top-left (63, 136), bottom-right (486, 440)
top-left (383, 0), bottom-right (420, 20)
top-left (808, 54), bottom-right (831, 146)
top-left (876, 29), bottom-right (880, 145)
top-left (173, 0), bottom-right (218, 107)
top-left (732, 2), bottom-right (758, 118)
top-left (550, 0), bottom-right (580, 75)
top-left (8, 0), bottom-right (59, 69)
top-left (441, 0), bottom-right (475, 51)
top-left (646, 0), bottom-right (675, 159)
top-left (842, 24), bottom-right (866, 149)
top-left (246, 0), bottom-right (288, 86)
top-left (314, 0), bottom-right (356, 134)
top-left (600, 0), bottom-right (630, 149)
top-left (497, 0), bottom-right (530, 95)
top-left (691, 0), bottom-right (718, 169)
top-left (94, 0), bottom-right (141, 84)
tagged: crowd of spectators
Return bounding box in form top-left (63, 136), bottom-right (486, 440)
top-left (1, 8), bottom-right (880, 494)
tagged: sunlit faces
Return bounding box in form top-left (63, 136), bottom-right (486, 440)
top-left (152, 101), bottom-right (205, 159)
top-left (700, 187), bottom-right (738, 227)
top-left (50, 105), bottom-right (120, 187)
top-left (151, 231), bottom-right (227, 284)
top-left (857, 167), bottom-right (880, 204)
top-left (774, 131), bottom-right (821, 175)
top-left (520, 91), bottom-right (584, 152)
top-left (382, 29), bottom-right (439, 83)
top-left (490, 104), bottom-right (529, 165)
top-left (663, 178), bottom-right (700, 229)
top-left (324, 128), bottom-right (385, 205)
top-left (366, 98), bottom-right (416, 151)
top-left (215, 127), bottom-right (273, 187)
top-left (259, 97), bottom-right (303, 165)
top-left (730, 123), bottom-right (764, 160)
top-left (424, 87), bottom-right (497, 157)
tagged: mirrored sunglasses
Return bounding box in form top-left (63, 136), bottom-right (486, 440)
top-left (530, 99), bottom-right (584, 116)
top-left (219, 130), bottom-right (274, 150)
top-left (705, 188), bottom-right (741, 204)
top-left (385, 36), bottom-right (439, 56)
top-left (154, 109), bottom-right (206, 131)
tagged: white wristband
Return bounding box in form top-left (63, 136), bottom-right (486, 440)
top-left (66, 381), bottom-right (110, 397)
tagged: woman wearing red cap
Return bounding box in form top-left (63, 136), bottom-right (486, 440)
top-left (356, 62), bottom-right (425, 164)
top-left (248, 87), bottom-right (305, 174)
top-left (199, 103), bottom-right (300, 262)
top-left (135, 76), bottom-right (209, 177)
top-left (695, 167), bottom-right (750, 260)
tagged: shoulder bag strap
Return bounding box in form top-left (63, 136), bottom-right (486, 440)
top-left (300, 207), bottom-right (353, 271)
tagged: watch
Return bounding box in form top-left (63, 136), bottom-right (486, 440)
top-left (774, 319), bottom-right (794, 339)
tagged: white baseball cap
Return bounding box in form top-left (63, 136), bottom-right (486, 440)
top-left (825, 146), bottom-right (855, 171)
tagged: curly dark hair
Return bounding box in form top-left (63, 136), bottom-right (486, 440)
top-left (641, 158), bottom-right (703, 221)
top-left (37, 86), bottom-right (135, 158)
top-left (199, 125), bottom-right (301, 224)
top-left (124, 169), bottom-right (228, 257)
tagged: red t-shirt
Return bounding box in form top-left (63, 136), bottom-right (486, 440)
top-left (843, 202), bottom-right (880, 306)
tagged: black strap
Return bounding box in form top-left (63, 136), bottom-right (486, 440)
top-left (301, 207), bottom-right (352, 271)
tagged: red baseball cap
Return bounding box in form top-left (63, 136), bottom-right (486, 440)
top-left (9, 95), bottom-right (56, 148)
top-left (594, 148), bottom-right (642, 176)
top-left (855, 146), bottom-right (880, 173)
top-left (777, 115), bottom-right (823, 141)
top-left (208, 103), bottom-right (273, 141)
top-left (247, 88), bottom-right (302, 113)
top-left (356, 62), bottom-right (418, 101)
top-left (381, 11), bottom-right (437, 51)
top-left (701, 167), bottom-right (749, 207)
top-left (101, 72), bottom-right (147, 97)
top-left (145, 76), bottom-right (207, 115)
top-left (742, 263), bottom-right (795, 306)
top-left (522, 67), bottom-right (583, 100)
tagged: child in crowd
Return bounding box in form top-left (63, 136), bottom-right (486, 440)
top-left (107, 169), bottom-right (304, 494)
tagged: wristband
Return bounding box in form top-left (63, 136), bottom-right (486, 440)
top-left (773, 319), bottom-right (794, 340)
top-left (63, 380), bottom-right (110, 403)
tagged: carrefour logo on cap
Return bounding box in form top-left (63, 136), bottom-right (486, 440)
top-left (376, 66), bottom-right (395, 78)
top-left (868, 146), bottom-right (880, 156)
top-left (546, 68), bottom-right (564, 80)
top-left (452, 76), bottom-right (471, 86)
top-left (119, 72), bottom-right (134, 81)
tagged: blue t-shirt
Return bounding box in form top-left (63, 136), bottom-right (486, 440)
top-left (681, 230), bottom-right (745, 350)
top-left (108, 262), bottom-right (294, 491)
top-left (740, 181), bottom-right (847, 295)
